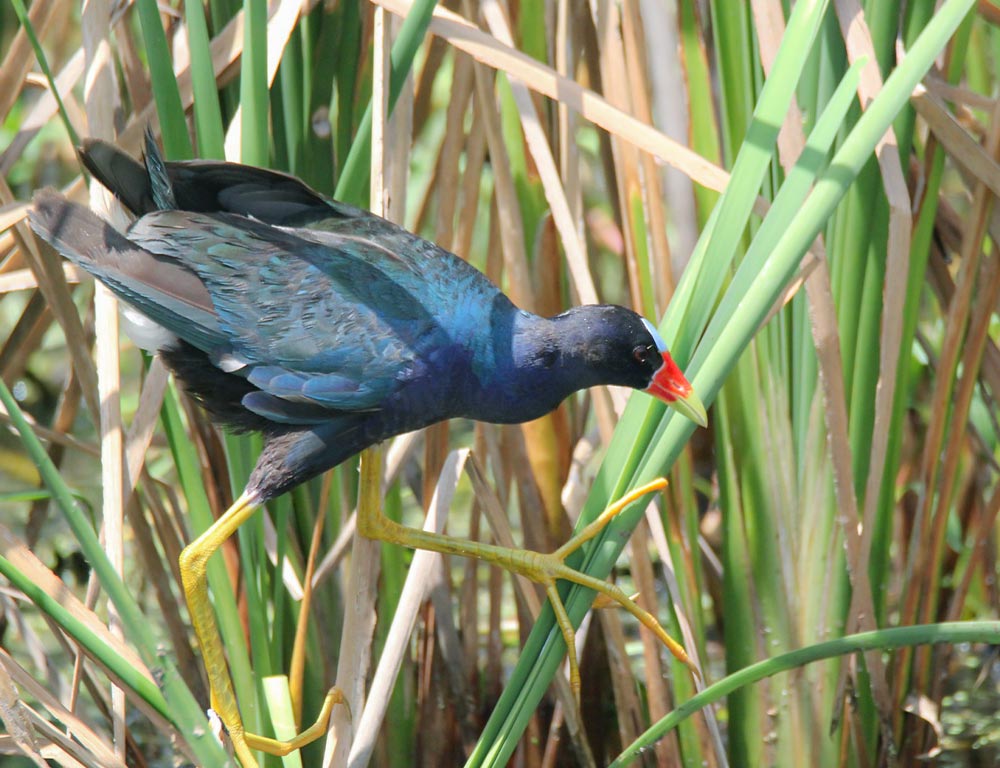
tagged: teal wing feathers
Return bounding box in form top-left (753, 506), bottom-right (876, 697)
top-left (34, 138), bottom-right (505, 425)
top-left (125, 209), bottom-right (483, 414)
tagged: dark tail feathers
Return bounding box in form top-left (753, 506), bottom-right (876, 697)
top-left (76, 139), bottom-right (154, 216)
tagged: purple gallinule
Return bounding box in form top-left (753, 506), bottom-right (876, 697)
top-left (30, 135), bottom-right (707, 765)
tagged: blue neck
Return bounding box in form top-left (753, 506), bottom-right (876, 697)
top-left (461, 309), bottom-right (605, 423)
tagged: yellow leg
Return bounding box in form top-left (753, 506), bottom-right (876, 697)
top-left (179, 492), bottom-right (346, 766)
top-left (357, 477), bottom-right (696, 699)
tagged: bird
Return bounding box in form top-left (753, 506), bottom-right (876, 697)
top-left (29, 133), bottom-right (707, 766)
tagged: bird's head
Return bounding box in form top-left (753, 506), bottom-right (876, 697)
top-left (634, 316), bottom-right (707, 427)
top-left (552, 305), bottom-right (708, 427)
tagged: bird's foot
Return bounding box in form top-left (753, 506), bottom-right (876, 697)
top-left (503, 478), bottom-right (698, 698)
top-left (240, 686), bottom-right (348, 758)
top-left (360, 476), bottom-right (697, 703)
top-left (214, 687), bottom-right (346, 766)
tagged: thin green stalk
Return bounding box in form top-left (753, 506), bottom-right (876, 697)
top-left (241, 0), bottom-right (269, 165)
top-left (678, 0), bottom-right (721, 222)
top-left (186, 0), bottom-right (226, 158)
top-left (708, 0), bottom-right (753, 166)
top-left (334, 0), bottom-right (438, 205)
top-left (628, 193), bottom-right (655, 318)
top-left (330, 0), bottom-right (362, 186)
top-left (135, 0), bottom-right (192, 159)
top-left (11, 0), bottom-right (78, 146)
top-left (715, 392), bottom-right (762, 766)
top-left (278, 30), bottom-right (305, 175)
top-left (611, 621), bottom-right (1000, 767)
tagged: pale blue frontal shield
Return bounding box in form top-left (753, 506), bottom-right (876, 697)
top-left (640, 318), bottom-right (668, 353)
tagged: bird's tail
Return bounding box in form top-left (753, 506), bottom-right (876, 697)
top-left (142, 130), bottom-right (177, 211)
top-left (30, 189), bottom-right (148, 275)
top-left (77, 129), bottom-right (175, 216)
top-left (77, 139), bottom-right (152, 216)
top-left (29, 190), bottom-right (222, 351)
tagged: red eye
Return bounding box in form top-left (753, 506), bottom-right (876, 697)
top-left (633, 345), bottom-right (650, 364)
